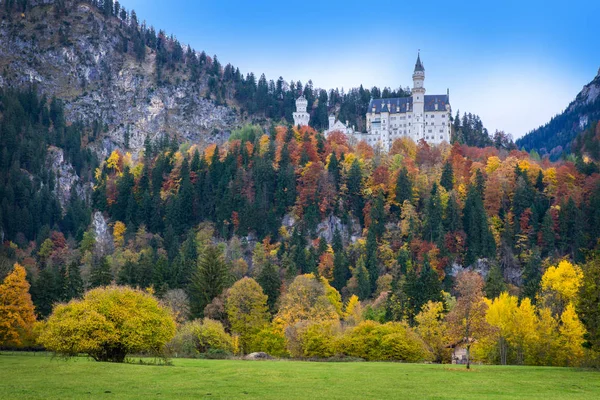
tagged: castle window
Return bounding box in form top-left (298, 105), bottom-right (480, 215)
top-left (442, 115), bottom-right (446, 118)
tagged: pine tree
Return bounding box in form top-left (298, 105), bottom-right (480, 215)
top-left (257, 261), bottom-right (281, 313)
top-left (424, 183), bottom-right (444, 243)
top-left (463, 184), bottom-right (496, 265)
top-left (91, 257), bottom-right (113, 288)
top-left (370, 191), bottom-right (386, 240)
top-left (440, 160), bottom-right (454, 192)
top-left (395, 166), bottom-right (412, 206)
top-left (443, 192), bottom-right (462, 232)
top-left (354, 257), bottom-right (371, 300)
top-left (346, 158), bottom-right (365, 224)
top-left (63, 261), bottom-right (83, 301)
top-left (332, 229), bottom-right (349, 290)
top-left (484, 265), bottom-right (506, 299)
top-left (365, 228), bottom-right (379, 293)
top-left (521, 249), bottom-right (542, 302)
top-left (189, 245), bottom-right (231, 318)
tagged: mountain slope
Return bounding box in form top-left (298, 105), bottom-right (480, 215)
top-left (516, 68), bottom-right (600, 159)
top-left (0, 1), bottom-right (238, 157)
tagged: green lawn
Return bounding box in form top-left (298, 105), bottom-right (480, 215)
top-left (1, 353), bottom-right (598, 399)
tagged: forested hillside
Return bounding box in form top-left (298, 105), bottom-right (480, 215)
top-left (517, 70), bottom-right (600, 159)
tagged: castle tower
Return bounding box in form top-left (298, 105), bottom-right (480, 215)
top-left (411, 52), bottom-right (426, 140)
top-left (293, 95), bottom-right (310, 126)
top-left (328, 114), bottom-right (335, 130)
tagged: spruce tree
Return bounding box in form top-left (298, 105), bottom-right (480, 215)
top-left (346, 158), bottom-right (365, 224)
top-left (365, 228), bottom-right (379, 293)
top-left (257, 261), bottom-right (281, 313)
top-left (332, 229), bottom-right (349, 290)
top-left (424, 183), bottom-right (444, 243)
top-left (90, 257), bottom-right (113, 288)
top-left (63, 261), bottom-right (83, 301)
top-left (189, 245), bottom-right (231, 318)
top-left (484, 265), bottom-right (506, 299)
top-left (440, 160), bottom-right (454, 192)
top-left (354, 257), bottom-right (371, 300)
top-left (395, 166), bottom-right (412, 206)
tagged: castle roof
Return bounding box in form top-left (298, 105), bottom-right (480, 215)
top-left (414, 53), bottom-right (424, 72)
top-left (369, 95), bottom-right (450, 113)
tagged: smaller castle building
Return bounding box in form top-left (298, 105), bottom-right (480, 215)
top-left (293, 95), bottom-right (310, 127)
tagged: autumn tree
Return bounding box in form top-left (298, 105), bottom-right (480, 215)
top-left (226, 278), bottom-right (270, 354)
top-left (447, 270), bottom-right (490, 369)
top-left (0, 264), bottom-right (37, 347)
top-left (276, 274), bottom-right (339, 327)
top-left (415, 301), bottom-right (450, 363)
top-left (38, 286), bottom-right (176, 362)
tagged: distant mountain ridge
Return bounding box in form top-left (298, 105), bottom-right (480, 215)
top-left (516, 68), bottom-right (600, 159)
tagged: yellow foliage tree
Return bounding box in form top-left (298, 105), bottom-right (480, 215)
top-left (415, 301), bottom-right (450, 363)
top-left (276, 274), bottom-right (339, 327)
top-left (539, 260), bottom-right (583, 315)
top-left (343, 295), bottom-right (363, 326)
top-left (557, 303), bottom-right (586, 367)
top-left (0, 264), bottom-right (36, 347)
top-left (38, 286), bottom-right (176, 362)
top-left (113, 221), bottom-right (127, 248)
top-left (226, 278), bottom-right (269, 354)
top-left (106, 150), bottom-right (121, 173)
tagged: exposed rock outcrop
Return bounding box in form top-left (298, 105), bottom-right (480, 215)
top-left (0, 1), bottom-right (240, 159)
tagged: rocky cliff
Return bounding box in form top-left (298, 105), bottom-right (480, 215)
top-left (0, 1), bottom-right (240, 158)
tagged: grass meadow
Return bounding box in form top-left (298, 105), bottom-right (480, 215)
top-left (1, 352), bottom-right (599, 399)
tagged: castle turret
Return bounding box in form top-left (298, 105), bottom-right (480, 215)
top-left (411, 52), bottom-right (426, 139)
top-left (293, 95), bottom-right (310, 126)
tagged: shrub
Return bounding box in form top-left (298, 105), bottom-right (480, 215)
top-left (38, 286), bottom-right (176, 362)
top-left (167, 318), bottom-right (238, 357)
top-left (250, 322), bottom-right (290, 358)
top-left (338, 320), bottom-right (430, 362)
top-left (298, 320), bottom-right (341, 358)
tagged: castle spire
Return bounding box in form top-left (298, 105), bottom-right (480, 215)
top-left (414, 51), bottom-right (424, 72)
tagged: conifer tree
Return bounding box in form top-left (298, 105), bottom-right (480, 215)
top-left (424, 183), bottom-right (444, 243)
top-left (63, 261), bottom-right (83, 301)
top-left (332, 229), bottom-right (349, 290)
top-left (395, 166), bottom-right (412, 206)
top-left (440, 160), bottom-right (454, 192)
top-left (257, 261), bottom-right (281, 313)
top-left (346, 158), bottom-right (365, 224)
top-left (353, 257), bottom-right (371, 300)
top-left (91, 256), bottom-right (113, 288)
top-left (189, 245), bottom-right (231, 318)
top-left (365, 228), bottom-right (379, 293)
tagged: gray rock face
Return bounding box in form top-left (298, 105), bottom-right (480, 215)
top-left (92, 211), bottom-right (113, 255)
top-left (46, 146), bottom-right (90, 209)
top-left (0, 2), bottom-right (240, 158)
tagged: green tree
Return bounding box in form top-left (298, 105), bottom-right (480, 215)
top-left (395, 167), bottom-right (412, 206)
top-left (257, 261), bottom-right (281, 314)
top-left (90, 257), bottom-right (113, 288)
top-left (577, 253), bottom-right (600, 351)
top-left (440, 160), bottom-right (454, 192)
top-left (189, 245), bottom-right (231, 318)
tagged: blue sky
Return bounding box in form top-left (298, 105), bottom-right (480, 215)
top-left (120, 0), bottom-right (599, 139)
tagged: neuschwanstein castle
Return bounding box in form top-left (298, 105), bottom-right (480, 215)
top-left (293, 54), bottom-right (451, 150)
